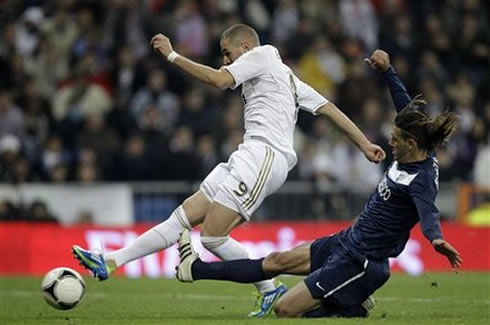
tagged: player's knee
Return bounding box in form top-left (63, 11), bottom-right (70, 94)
top-left (182, 193), bottom-right (210, 226)
top-left (274, 299), bottom-right (296, 318)
top-left (200, 234), bottom-right (228, 251)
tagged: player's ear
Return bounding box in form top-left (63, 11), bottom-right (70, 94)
top-left (407, 138), bottom-right (418, 150)
top-left (241, 40), bottom-right (251, 51)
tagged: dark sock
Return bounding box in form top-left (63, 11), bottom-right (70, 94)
top-left (191, 258), bottom-right (269, 283)
top-left (303, 305), bottom-right (367, 318)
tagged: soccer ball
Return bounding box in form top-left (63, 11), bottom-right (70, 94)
top-left (41, 267), bottom-right (85, 310)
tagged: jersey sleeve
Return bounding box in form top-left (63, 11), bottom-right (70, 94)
top-left (295, 76), bottom-right (329, 115)
top-left (223, 49), bottom-right (268, 90)
top-left (409, 172), bottom-right (443, 242)
top-left (382, 66), bottom-right (412, 113)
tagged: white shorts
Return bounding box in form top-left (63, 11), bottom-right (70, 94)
top-left (200, 139), bottom-right (289, 220)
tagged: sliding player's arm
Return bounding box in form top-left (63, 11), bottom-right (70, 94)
top-left (151, 33), bottom-right (235, 89)
top-left (409, 175), bottom-right (463, 269)
top-left (365, 50), bottom-right (412, 112)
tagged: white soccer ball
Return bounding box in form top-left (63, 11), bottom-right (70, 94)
top-left (41, 267), bottom-right (85, 310)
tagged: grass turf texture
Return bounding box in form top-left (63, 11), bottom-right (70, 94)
top-left (1, 273), bottom-right (489, 324)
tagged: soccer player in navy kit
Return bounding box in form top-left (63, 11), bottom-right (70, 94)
top-left (175, 49), bottom-right (463, 318)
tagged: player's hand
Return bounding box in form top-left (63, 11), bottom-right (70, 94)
top-left (364, 50), bottom-right (390, 72)
top-left (362, 143), bottom-right (386, 164)
top-left (150, 33), bottom-right (173, 58)
top-left (432, 239), bottom-right (463, 269)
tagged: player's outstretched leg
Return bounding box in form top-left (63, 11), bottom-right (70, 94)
top-left (72, 245), bottom-right (115, 280)
top-left (176, 229), bottom-right (199, 282)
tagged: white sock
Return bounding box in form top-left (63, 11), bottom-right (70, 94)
top-left (201, 235), bottom-right (276, 294)
top-left (104, 205), bottom-right (191, 267)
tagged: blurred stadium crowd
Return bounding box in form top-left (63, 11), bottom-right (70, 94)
top-left (0, 0), bottom-right (488, 194)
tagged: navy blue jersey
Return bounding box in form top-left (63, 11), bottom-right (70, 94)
top-left (345, 153), bottom-right (442, 259)
top-left (342, 66), bottom-right (443, 260)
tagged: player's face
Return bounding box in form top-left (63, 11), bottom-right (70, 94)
top-left (220, 38), bottom-right (247, 65)
top-left (389, 127), bottom-right (412, 162)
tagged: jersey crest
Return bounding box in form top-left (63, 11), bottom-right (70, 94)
top-left (388, 162), bottom-right (419, 186)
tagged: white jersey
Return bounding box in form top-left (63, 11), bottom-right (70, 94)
top-left (224, 45), bottom-right (328, 170)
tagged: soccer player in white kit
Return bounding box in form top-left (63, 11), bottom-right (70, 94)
top-left (73, 24), bottom-right (386, 317)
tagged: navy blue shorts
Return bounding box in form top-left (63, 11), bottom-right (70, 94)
top-left (304, 233), bottom-right (390, 308)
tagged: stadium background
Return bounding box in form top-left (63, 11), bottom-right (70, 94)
top-left (0, 0), bottom-right (489, 278)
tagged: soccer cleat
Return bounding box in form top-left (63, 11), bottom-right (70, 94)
top-left (72, 245), bottom-right (112, 281)
top-left (361, 295), bottom-right (376, 316)
top-left (248, 282), bottom-right (288, 318)
top-left (176, 229), bottom-right (199, 283)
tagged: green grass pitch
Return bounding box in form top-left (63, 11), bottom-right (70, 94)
top-left (1, 273), bottom-right (489, 324)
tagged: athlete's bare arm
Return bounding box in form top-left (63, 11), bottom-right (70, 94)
top-left (151, 33), bottom-right (235, 89)
top-left (316, 102), bottom-right (386, 163)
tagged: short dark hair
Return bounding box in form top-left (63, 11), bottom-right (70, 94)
top-left (395, 95), bottom-right (458, 151)
top-left (220, 24), bottom-right (260, 46)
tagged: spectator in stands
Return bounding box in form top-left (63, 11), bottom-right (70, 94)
top-left (41, 0), bottom-right (78, 60)
top-left (271, 0), bottom-right (299, 44)
top-left (455, 13), bottom-right (489, 75)
top-left (75, 146), bottom-right (100, 184)
top-left (298, 36), bottom-right (346, 99)
top-left (76, 162), bottom-right (99, 184)
top-left (76, 209), bottom-right (95, 224)
top-left (417, 50), bottom-right (447, 88)
top-left (16, 75), bottom-right (53, 161)
top-left (339, 0), bottom-right (378, 52)
top-left (0, 87), bottom-right (24, 139)
top-left (108, 133), bottom-right (151, 181)
top-left (101, 0), bottom-right (150, 59)
top-left (24, 200), bottom-right (58, 223)
top-left (71, 5), bottom-right (101, 61)
top-left (15, 6), bottom-right (44, 57)
top-left (130, 69), bottom-right (179, 136)
top-left (196, 135), bottom-right (219, 178)
top-left (48, 162), bottom-right (69, 183)
top-left (40, 135), bottom-right (70, 180)
top-left (173, 0), bottom-right (209, 59)
top-left (163, 126), bottom-right (200, 181)
top-left (25, 35), bottom-right (69, 98)
top-left (76, 112), bottom-right (120, 166)
top-left (178, 87), bottom-right (215, 137)
top-left (0, 200), bottom-right (21, 221)
top-left (0, 134), bottom-right (22, 183)
top-left (11, 156), bottom-right (36, 184)
top-left (52, 65), bottom-right (112, 122)
top-left (110, 46), bottom-right (146, 104)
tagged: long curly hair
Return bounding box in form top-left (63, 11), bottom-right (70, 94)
top-left (394, 95), bottom-right (459, 151)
